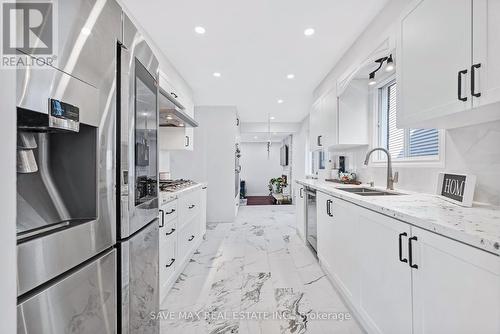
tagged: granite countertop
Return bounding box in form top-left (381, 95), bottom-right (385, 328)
top-left (159, 182), bottom-right (207, 204)
top-left (297, 179), bottom-right (500, 256)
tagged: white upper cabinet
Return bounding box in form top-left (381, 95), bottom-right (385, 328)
top-left (158, 70), bottom-right (195, 151)
top-left (397, 0), bottom-right (500, 129)
top-left (335, 79), bottom-right (369, 150)
top-left (472, 0), bottom-right (500, 109)
top-left (310, 89), bottom-right (338, 150)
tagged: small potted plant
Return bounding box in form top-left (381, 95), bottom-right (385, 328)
top-left (269, 177), bottom-right (287, 194)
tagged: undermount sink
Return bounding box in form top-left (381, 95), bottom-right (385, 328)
top-left (337, 187), bottom-right (403, 196)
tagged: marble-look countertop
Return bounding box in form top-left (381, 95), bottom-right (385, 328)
top-left (160, 182), bottom-right (207, 204)
top-left (297, 179), bottom-right (500, 256)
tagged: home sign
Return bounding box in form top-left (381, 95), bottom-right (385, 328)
top-left (436, 172), bottom-right (476, 207)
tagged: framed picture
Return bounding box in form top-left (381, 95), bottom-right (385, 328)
top-left (436, 172), bottom-right (476, 207)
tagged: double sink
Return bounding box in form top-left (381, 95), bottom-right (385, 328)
top-left (337, 187), bottom-right (403, 196)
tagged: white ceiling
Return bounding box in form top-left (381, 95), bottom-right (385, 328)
top-left (122, 0), bottom-right (389, 122)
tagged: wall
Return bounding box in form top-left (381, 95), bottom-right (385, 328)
top-left (0, 65), bottom-right (17, 332)
top-left (292, 116), bottom-right (309, 198)
top-left (240, 142), bottom-right (282, 196)
top-left (169, 106), bottom-right (238, 223)
top-left (313, 0), bottom-right (500, 206)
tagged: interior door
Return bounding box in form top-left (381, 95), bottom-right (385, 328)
top-left (398, 0), bottom-right (472, 125)
top-left (411, 227), bottom-right (500, 334)
top-left (472, 0), bottom-right (500, 108)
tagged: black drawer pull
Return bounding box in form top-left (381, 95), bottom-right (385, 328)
top-left (457, 69), bottom-right (468, 101)
top-left (188, 204), bottom-right (195, 209)
top-left (165, 258), bottom-right (175, 267)
top-left (408, 236), bottom-right (418, 269)
top-left (158, 209), bottom-right (164, 228)
top-left (471, 63), bottom-right (481, 97)
top-left (398, 232), bottom-right (408, 263)
top-left (326, 199), bottom-right (333, 217)
top-left (165, 209), bottom-right (176, 215)
top-left (188, 235), bottom-right (195, 241)
top-left (165, 228), bottom-right (176, 236)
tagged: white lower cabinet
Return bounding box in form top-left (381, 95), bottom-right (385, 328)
top-left (295, 185), bottom-right (306, 239)
top-left (159, 186), bottom-right (207, 302)
top-left (316, 192), bottom-right (500, 334)
top-left (327, 199), bottom-right (359, 302)
top-left (200, 185), bottom-right (207, 236)
top-left (357, 209), bottom-right (412, 334)
top-left (411, 226), bottom-right (500, 334)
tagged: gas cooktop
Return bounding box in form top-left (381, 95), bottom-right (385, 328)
top-left (159, 179), bottom-right (196, 192)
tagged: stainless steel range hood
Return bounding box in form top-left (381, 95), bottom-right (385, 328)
top-left (159, 88), bottom-right (198, 127)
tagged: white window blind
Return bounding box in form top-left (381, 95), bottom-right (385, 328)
top-left (379, 80), bottom-right (439, 160)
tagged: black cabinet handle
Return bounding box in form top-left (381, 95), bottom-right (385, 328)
top-left (299, 188), bottom-right (303, 198)
top-left (317, 135), bottom-right (322, 146)
top-left (170, 92), bottom-right (178, 99)
top-left (408, 236), bottom-right (418, 269)
top-left (165, 258), bottom-right (175, 267)
top-left (165, 228), bottom-right (176, 236)
top-left (159, 209), bottom-right (164, 228)
top-left (165, 208), bottom-right (175, 215)
top-left (471, 63), bottom-right (481, 97)
top-left (188, 235), bottom-right (195, 241)
top-left (326, 199), bottom-right (333, 217)
top-left (202, 186), bottom-right (207, 189)
top-left (188, 204), bottom-right (195, 209)
top-left (457, 69), bottom-right (468, 101)
top-left (398, 232), bottom-right (408, 263)
top-left (185, 136), bottom-right (190, 147)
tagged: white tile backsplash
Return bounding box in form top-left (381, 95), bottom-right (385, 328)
top-left (352, 120), bottom-right (500, 206)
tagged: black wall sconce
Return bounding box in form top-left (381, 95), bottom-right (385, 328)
top-left (368, 54), bottom-right (394, 86)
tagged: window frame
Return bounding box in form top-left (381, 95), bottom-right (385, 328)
top-left (370, 75), bottom-right (445, 168)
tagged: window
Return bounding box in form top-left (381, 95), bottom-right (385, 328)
top-left (377, 79), bottom-right (440, 161)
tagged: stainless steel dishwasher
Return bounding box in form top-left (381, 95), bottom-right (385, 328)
top-left (305, 187), bottom-right (317, 253)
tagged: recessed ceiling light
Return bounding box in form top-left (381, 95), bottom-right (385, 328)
top-left (213, 72), bottom-right (221, 78)
top-left (286, 74), bottom-right (295, 79)
top-left (270, 116), bottom-right (276, 120)
top-left (304, 28), bottom-right (315, 36)
top-left (194, 26), bottom-right (206, 34)
top-left (179, 123), bottom-right (185, 127)
top-left (277, 99), bottom-right (284, 104)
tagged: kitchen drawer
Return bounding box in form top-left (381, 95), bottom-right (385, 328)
top-left (160, 200), bottom-right (178, 224)
top-left (178, 221), bottom-right (198, 264)
top-left (159, 220), bottom-right (176, 285)
top-left (178, 190), bottom-right (200, 228)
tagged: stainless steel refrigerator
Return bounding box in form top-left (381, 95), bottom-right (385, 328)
top-left (117, 13), bottom-right (160, 334)
top-left (15, 0), bottom-right (122, 332)
top-left (15, 1), bottom-right (160, 333)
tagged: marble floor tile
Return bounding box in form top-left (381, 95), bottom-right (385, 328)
top-left (160, 205), bottom-right (364, 334)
